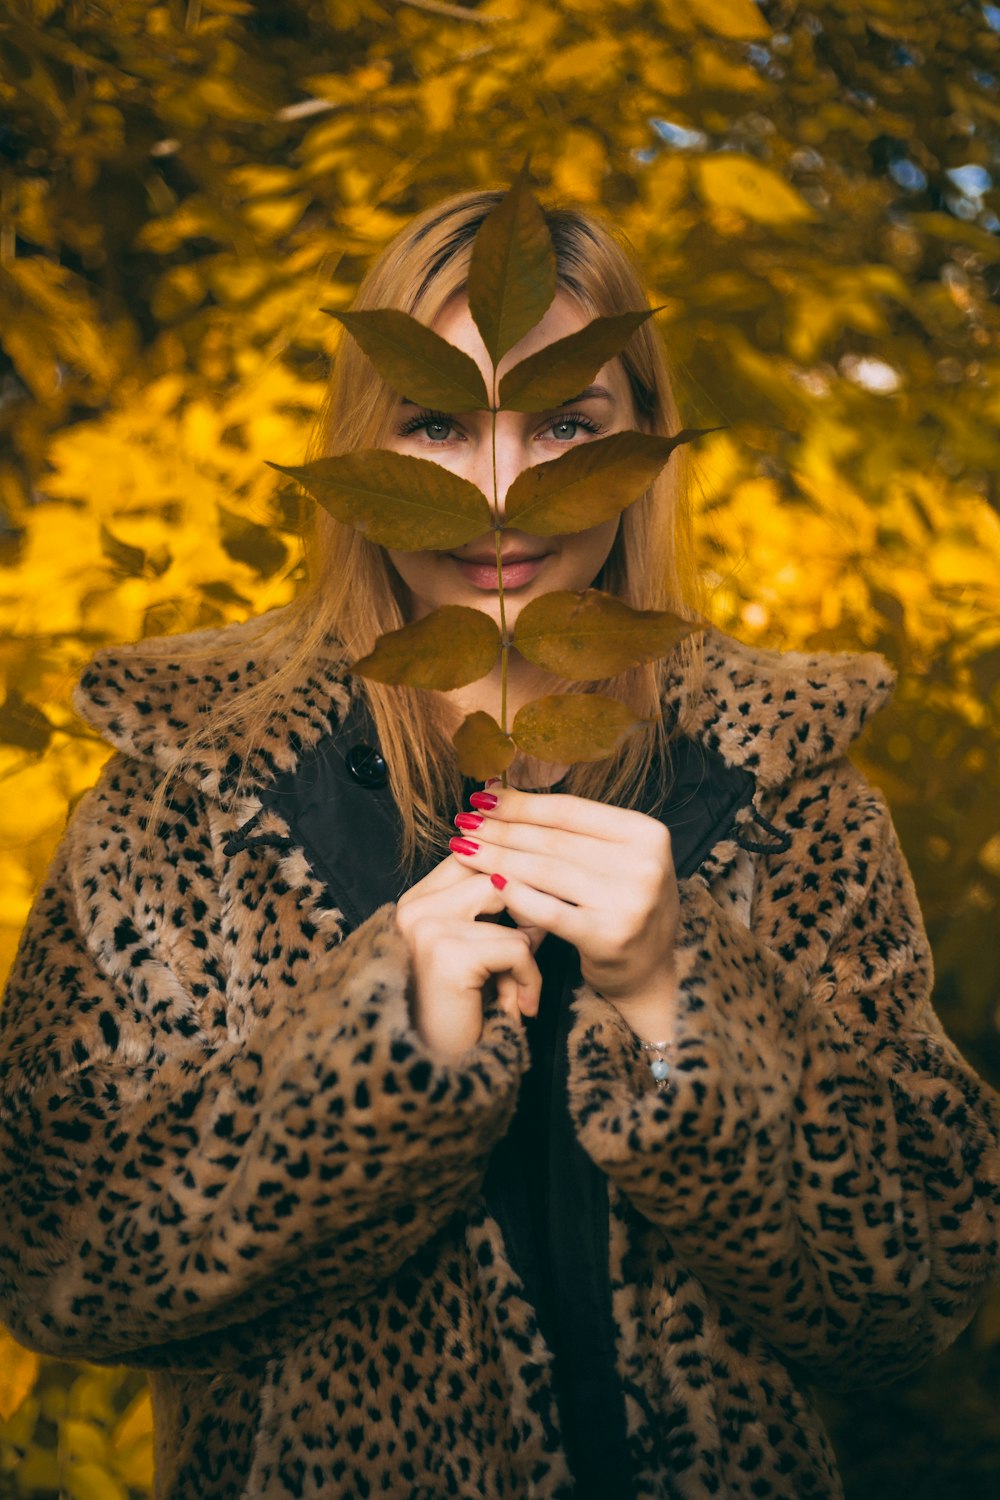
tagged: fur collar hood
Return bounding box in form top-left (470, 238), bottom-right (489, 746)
top-left (72, 607), bottom-right (896, 807)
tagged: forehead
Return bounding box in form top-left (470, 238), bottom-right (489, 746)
top-left (431, 287), bottom-right (628, 391)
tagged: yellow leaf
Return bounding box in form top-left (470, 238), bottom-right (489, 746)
top-left (694, 41), bottom-right (767, 92)
top-left (0, 1327), bottom-right (39, 1421)
top-left (62, 1417), bottom-right (108, 1466)
top-left (111, 1389), bottom-right (155, 1491)
top-left (641, 51), bottom-right (688, 95)
top-left (66, 1462), bottom-right (128, 1500)
top-left (243, 195), bottom-right (309, 238)
top-left (694, 154), bottom-right (817, 226)
top-left (544, 37), bottom-right (622, 89)
top-left (228, 165), bottom-right (300, 197)
top-left (420, 70), bottom-right (462, 134)
top-left (552, 128), bottom-right (607, 204)
top-left (681, 0), bottom-right (771, 40)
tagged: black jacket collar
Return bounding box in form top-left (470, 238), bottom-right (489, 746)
top-left (250, 688), bottom-right (759, 927)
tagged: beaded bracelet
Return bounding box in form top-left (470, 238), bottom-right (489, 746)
top-left (638, 1038), bottom-right (672, 1093)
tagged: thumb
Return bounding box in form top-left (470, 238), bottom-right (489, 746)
top-left (518, 923), bottom-right (546, 956)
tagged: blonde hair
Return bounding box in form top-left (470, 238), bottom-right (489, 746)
top-left (138, 189), bottom-right (706, 877)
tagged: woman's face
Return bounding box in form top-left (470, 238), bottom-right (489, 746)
top-left (383, 289), bottom-right (641, 633)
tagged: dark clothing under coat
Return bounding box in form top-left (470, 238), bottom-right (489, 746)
top-left (248, 693), bottom-right (759, 1496)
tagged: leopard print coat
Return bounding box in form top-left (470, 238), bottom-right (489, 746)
top-left (2, 613), bottom-right (999, 1499)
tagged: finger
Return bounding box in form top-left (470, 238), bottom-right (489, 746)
top-left (454, 839), bottom-right (605, 910)
top-left (457, 815), bottom-right (642, 877)
top-left (470, 781), bottom-right (655, 843)
top-left (486, 872), bottom-right (585, 952)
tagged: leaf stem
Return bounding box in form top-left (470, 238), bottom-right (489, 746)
top-left (491, 391), bottom-right (509, 789)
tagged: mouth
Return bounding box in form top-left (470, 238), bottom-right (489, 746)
top-left (447, 551), bottom-right (551, 591)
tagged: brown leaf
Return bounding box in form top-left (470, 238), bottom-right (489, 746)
top-left (325, 308), bottom-right (489, 411)
top-left (99, 522), bottom-right (146, 577)
top-left (218, 505), bottom-right (288, 575)
top-left (467, 160), bottom-right (557, 367)
top-left (99, 524), bottom-right (172, 578)
top-left (512, 693), bottom-right (650, 763)
top-left (498, 310), bottom-right (656, 412)
top-left (513, 589), bottom-right (695, 678)
top-left (504, 428), bottom-right (716, 535)
top-left (0, 688), bottom-right (54, 751)
top-left (268, 450), bottom-right (492, 550)
top-left (349, 605), bottom-right (500, 689)
top-left (452, 710), bottom-right (516, 781)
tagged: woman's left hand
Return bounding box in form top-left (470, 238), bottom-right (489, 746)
top-left (450, 782), bottom-right (680, 1013)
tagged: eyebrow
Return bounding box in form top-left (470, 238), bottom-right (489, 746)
top-left (399, 384), bottom-right (617, 409)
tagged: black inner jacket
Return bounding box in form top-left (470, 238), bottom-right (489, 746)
top-left (244, 691), bottom-right (757, 1497)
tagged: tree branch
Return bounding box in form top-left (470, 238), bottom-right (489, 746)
top-left (396, 0), bottom-right (499, 22)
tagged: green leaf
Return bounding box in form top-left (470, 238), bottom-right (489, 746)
top-left (452, 710), bottom-right (516, 781)
top-left (498, 310), bottom-right (656, 412)
top-left (511, 693), bottom-right (650, 763)
top-left (513, 589), bottom-right (695, 678)
top-left (0, 689), bottom-right (54, 751)
top-left (467, 160), bottom-right (557, 367)
top-left (268, 451), bottom-right (492, 550)
top-left (504, 428), bottom-right (716, 535)
top-left (325, 309), bottom-right (489, 411)
top-left (349, 605), bottom-right (500, 689)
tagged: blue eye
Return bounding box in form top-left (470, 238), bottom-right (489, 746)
top-left (397, 411), bottom-right (454, 442)
top-left (396, 409), bottom-right (605, 443)
top-left (548, 412), bottom-right (603, 440)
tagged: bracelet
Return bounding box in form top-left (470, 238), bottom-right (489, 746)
top-left (638, 1038), bottom-right (672, 1093)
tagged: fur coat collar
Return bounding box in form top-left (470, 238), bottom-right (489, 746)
top-left (72, 608), bottom-right (897, 810)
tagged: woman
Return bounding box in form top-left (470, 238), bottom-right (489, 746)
top-left (1, 190), bottom-right (998, 1500)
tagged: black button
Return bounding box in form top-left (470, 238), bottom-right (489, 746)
top-left (344, 742), bottom-right (389, 789)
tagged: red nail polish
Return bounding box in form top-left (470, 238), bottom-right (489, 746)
top-left (450, 836), bottom-right (479, 855)
top-left (454, 812), bottom-right (484, 831)
top-left (490, 873), bottom-right (507, 891)
top-left (469, 791), bottom-right (497, 811)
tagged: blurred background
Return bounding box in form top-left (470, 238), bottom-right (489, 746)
top-left (1, 0), bottom-right (998, 1495)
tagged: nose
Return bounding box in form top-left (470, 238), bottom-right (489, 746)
top-left (471, 432), bottom-right (532, 520)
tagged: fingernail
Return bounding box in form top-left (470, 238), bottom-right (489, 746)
top-left (490, 873), bottom-right (507, 891)
top-left (454, 812), bottom-right (484, 831)
top-left (450, 836), bottom-right (479, 855)
top-left (469, 791), bottom-right (497, 811)
top-left (485, 777), bottom-right (502, 788)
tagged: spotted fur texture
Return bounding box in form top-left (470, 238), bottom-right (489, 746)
top-left (1, 612), bottom-right (999, 1499)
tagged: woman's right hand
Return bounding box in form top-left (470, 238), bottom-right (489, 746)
top-left (394, 855), bottom-right (543, 1063)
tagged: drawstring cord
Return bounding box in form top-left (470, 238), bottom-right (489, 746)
top-left (732, 804), bottom-right (791, 855)
top-left (222, 809), bottom-right (296, 857)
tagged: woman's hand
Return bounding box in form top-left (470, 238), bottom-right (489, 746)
top-left (450, 782), bottom-right (681, 1025)
top-left (394, 852), bottom-right (544, 1063)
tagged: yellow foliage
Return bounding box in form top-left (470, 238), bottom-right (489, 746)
top-left (678, 0), bottom-right (771, 40)
top-left (693, 42), bottom-right (767, 93)
top-left (551, 129), bottom-right (607, 203)
top-left (544, 38), bottom-right (622, 90)
top-left (695, 154), bottom-right (818, 225)
top-left (0, 1328), bottom-right (39, 1422)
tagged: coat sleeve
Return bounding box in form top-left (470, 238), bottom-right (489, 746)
top-left (0, 756), bottom-right (526, 1367)
top-left (564, 758), bottom-right (1000, 1386)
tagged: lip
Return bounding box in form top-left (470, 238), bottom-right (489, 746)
top-left (450, 550), bottom-right (549, 565)
top-left (449, 553), bottom-right (550, 590)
